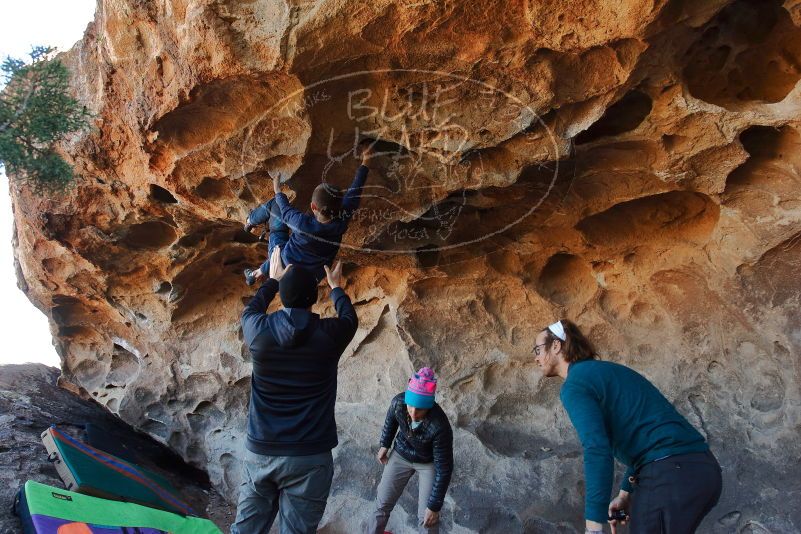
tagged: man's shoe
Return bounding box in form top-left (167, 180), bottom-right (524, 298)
top-left (244, 269), bottom-right (257, 286)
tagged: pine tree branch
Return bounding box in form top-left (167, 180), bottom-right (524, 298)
top-left (0, 74), bottom-right (39, 134)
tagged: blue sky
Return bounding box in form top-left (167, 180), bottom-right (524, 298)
top-left (0, 0), bottom-right (96, 365)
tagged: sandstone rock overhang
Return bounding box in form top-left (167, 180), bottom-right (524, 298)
top-left (7, 0), bottom-right (801, 531)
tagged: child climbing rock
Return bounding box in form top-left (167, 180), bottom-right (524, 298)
top-left (243, 140), bottom-right (375, 285)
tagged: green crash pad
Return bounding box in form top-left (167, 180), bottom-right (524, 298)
top-left (15, 480), bottom-right (222, 533)
top-left (41, 425), bottom-right (195, 515)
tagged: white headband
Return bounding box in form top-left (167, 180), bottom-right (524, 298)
top-left (548, 320), bottom-right (566, 341)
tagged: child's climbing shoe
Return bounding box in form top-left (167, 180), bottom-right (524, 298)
top-left (258, 229), bottom-right (268, 242)
top-left (244, 268), bottom-right (257, 286)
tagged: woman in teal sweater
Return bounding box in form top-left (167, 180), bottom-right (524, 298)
top-left (533, 319), bottom-right (722, 534)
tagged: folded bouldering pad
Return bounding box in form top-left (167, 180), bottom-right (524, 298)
top-left (41, 426), bottom-right (196, 516)
top-left (14, 480), bottom-right (221, 534)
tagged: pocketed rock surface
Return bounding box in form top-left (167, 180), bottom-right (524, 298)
top-left (7, 0), bottom-right (801, 531)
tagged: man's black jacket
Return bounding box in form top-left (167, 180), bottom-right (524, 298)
top-left (379, 392), bottom-right (454, 512)
top-left (241, 277), bottom-right (357, 456)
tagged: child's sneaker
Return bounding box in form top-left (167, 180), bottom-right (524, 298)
top-left (244, 268), bottom-right (257, 286)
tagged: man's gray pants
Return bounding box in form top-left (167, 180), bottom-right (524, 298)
top-left (231, 449), bottom-right (334, 534)
top-left (367, 451), bottom-right (438, 534)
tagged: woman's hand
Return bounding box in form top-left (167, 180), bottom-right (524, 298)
top-left (423, 508), bottom-right (439, 528)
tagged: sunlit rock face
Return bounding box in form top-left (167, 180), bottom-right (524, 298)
top-left (9, 0), bottom-right (801, 531)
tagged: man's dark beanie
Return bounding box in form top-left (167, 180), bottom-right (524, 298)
top-left (279, 266), bottom-right (318, 308)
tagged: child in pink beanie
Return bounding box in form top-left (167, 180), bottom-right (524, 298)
top-left (367, 367), bottom-right (453, 533)
top-left (405, 367), bottom-right (437, 409)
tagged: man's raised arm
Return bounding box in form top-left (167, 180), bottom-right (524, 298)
top-left (324, 262), bottom-right (358, 348)
top-left (241, 278), bottom-right (279, 348)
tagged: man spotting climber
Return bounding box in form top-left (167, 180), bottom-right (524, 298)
top-left (367, 368), bottom-right (454, 534)
top-left (243, 140), bottom-right (374, 285)
top-left (232, 247), bottom-right (358, 534)
top-left (533, 319), bottom-right (722, 534)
